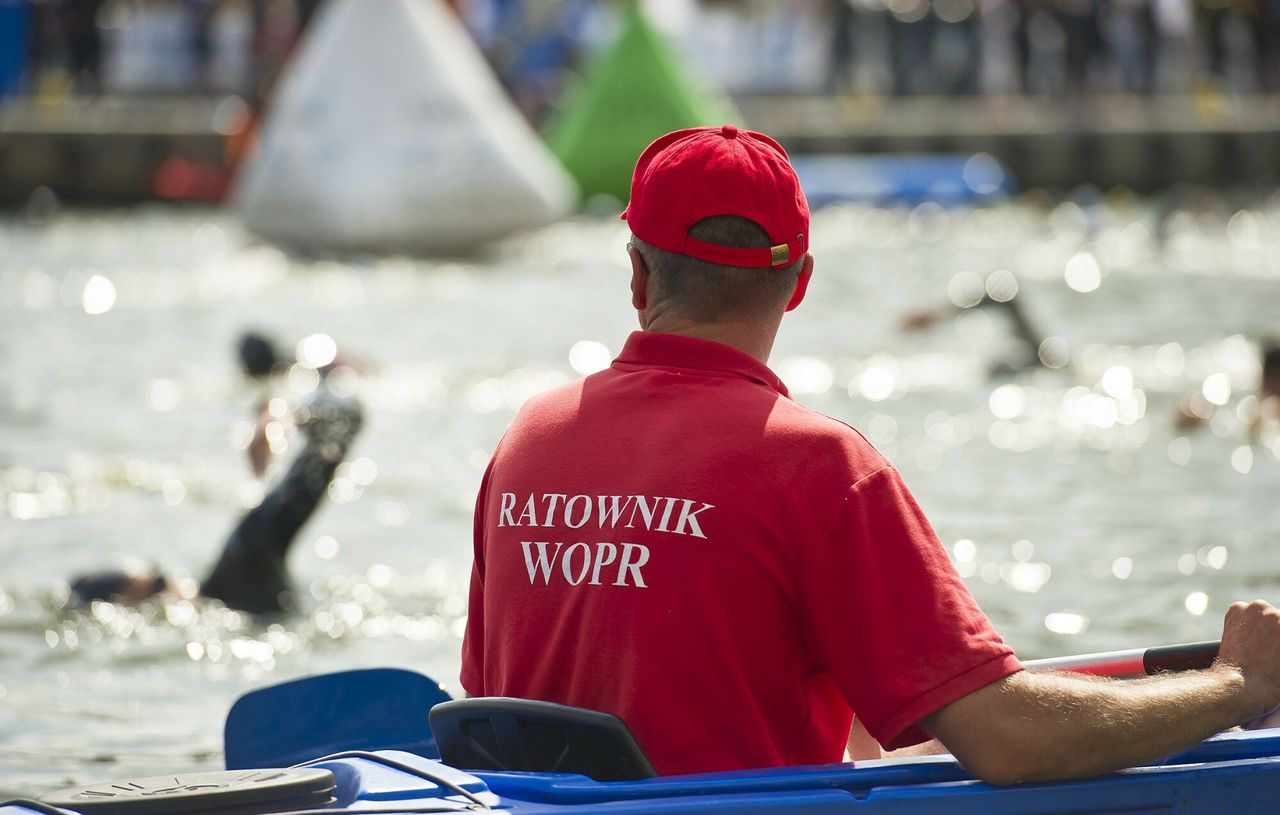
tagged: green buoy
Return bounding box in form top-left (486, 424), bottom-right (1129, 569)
top-left (545, 1), bottom-right (739, 204)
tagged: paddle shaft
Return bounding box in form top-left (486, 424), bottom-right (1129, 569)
top-left (1023, 640), bottom-right (1221, 678)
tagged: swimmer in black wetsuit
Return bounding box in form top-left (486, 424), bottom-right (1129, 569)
top-left (69, 334), bottom-right (363, 616)
top-left (199, 386), bottom-right (361, 614)
top-left (900, 286), bottom-right (1049, 376)
top-left (70, 385), bottom-right (361, 615)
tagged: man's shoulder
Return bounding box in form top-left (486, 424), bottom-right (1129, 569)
top-left (508, 375), bottom-right (590, 428)
top-left (770, 396), bottom-right (873, 442)
top-left (765, 398), bottom-right (890, 474)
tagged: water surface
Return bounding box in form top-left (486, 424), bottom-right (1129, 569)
top-left (2, 197), bottom-right (1278, 794)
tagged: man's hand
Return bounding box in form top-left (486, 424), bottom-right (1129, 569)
top-left (921, 599), bottom-right (1280, 786)
top-left (1217, 599), bottom-right (1280, 721)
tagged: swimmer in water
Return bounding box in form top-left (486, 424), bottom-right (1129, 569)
top-left (68, 335), bottom-right (363, 616)
top-left (899, 286), bottom-right (1049, 377)
top-left (1176, 338), bottom-right (1280, 437)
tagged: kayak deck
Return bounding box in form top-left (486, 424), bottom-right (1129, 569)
top-left (9, 728), bottom-right (1280, 815)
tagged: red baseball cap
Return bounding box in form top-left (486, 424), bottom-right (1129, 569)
top-left (622, 125), bottom-right (810, 268)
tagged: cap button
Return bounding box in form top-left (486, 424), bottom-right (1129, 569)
top-left (720, 124), bottom-right (739, 139)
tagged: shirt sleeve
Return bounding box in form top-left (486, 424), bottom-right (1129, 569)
top-left (799, 467), bottom-right (1023, 749)
top-left (459, 457), bottom-right (496, 696)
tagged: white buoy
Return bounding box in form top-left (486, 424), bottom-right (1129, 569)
top-left (233, 0), bottom-right (577, 254)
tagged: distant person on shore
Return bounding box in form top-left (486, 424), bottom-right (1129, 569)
top-left (68, 334), bottom-right (363, 616)
top-left (1176, 338), bottom-right (1280, 436)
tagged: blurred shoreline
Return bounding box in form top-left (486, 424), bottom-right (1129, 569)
top-left (3, 91), bottom-right (1280, 205)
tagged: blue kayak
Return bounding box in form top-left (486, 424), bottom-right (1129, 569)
top-left (8, 730), bottom-right (1280, 815)
top-left (8, 661), bottom-right (1280, 815)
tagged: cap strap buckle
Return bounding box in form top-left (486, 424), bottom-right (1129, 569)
top-left (678, 234), bottom-right (806, 269)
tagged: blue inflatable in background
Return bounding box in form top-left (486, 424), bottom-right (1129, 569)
top-left (792, 152), bottom-right (1016, 208)
top-left (0, 0), bottom-right (27, 97)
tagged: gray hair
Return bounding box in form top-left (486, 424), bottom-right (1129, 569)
top-left (630, 216), bottom-right (804, 322)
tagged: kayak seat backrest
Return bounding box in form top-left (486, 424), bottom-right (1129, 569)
top-left (428, 697), bottom-right (658, 782)
top-left (224, 668), bottom-right (451, 770)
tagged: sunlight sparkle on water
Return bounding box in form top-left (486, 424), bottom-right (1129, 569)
top-left (297, 334), bottom-right (338, 369)
top-left (985, 269), bottom-right (1018, 302)
top-left (853, 365), bottom-right (897, 402)
top-left (1038, 337), bottom-right (1070, 369)
top-left (1005, 561), bottom-right (1051, 593)
top-left (1201, 545), bottom-right (1229, 570)
top-left (8, 492), bottom-right (42, 520)
top-left (1064, 252), bottom-right (1102, 293)
top-left (1083, 394), bottom-right (1119, 429)
top-left (367, 564), bottom-right (395, 588)
top-left (1237, 395), bottom-right (1259, 424)
top-left (1045, 612), bottom-right (1089, 635)
top-left (1111, 557), bottom-right (1133, 579)
top-left (264, 421), bottom-right (288, 455)
top-left (1231, 446), bottom-right (1253, 474)
top-left (1202, 373), bottom-right (1232, 406)
top-left (568, 340), bottom-right (612, 375)
top-left (81, 275), bottom-right (116, 314)
top-left (161, 478), bottom-right (186, 506)
top-left (347, 457), bottom-right (378, 486)
top-left (1185, 592), bottom-right (1209, 616)
top-left (1154, 342), bottom-right (1186, 377)
top-left (328, 477), bottom-right (360, 504)
top-left (989, 384), bottom-right (1025, 419)
top-left (1101, 366), bottom-right (1133, 399)
top-left (146, 379), bottom-right (181, 412)
top-left (947, 271), bottom-right (985, 308)
top-left (778, 356), bottom-right (834, 395)
top-left (1227, 210), bottom-right (1263, 249)
top-left (962, 153), bottom-right (1005, 194)
top-left (1177, 553), bottom-right (1197, 576)
top-left (908, 202), bottom-right (950, 243)
top-left (287, 363), bottom-right (321, 393)
top-left (313, 535), bottom-right (339, 560)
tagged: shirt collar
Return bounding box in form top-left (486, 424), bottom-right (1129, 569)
top-left (612, 331), bottom-right (791, 398)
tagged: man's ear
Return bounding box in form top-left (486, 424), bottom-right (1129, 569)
top-left (629, 244), bottom-right (649, 312)
top-left (785, 253), bottom-right (814, 312)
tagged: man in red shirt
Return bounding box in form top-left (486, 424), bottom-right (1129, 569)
top-left (462, 125), bottom-right (1280, 784)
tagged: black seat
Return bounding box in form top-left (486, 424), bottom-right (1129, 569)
top-left (428, 697), bottom-right (657, 781)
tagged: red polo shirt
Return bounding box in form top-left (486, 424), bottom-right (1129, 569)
top-left (461, 331), bottom-right (1021, 775)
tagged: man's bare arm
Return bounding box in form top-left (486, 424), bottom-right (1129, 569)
top-left (926, 664), bottom-right (1248, 784)
top-left (923, 600), bottom-right (1280, 786)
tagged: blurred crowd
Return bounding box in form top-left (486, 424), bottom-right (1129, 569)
top-left (822, 0), bottom-right (1279, 96)
top-left (1, 0), bottom-right (1277, 107)
top-left (3, 0), bottom-right (320, 99)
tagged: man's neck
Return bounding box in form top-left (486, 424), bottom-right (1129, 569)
top-left (640, 316), bottom-right (778, 365)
